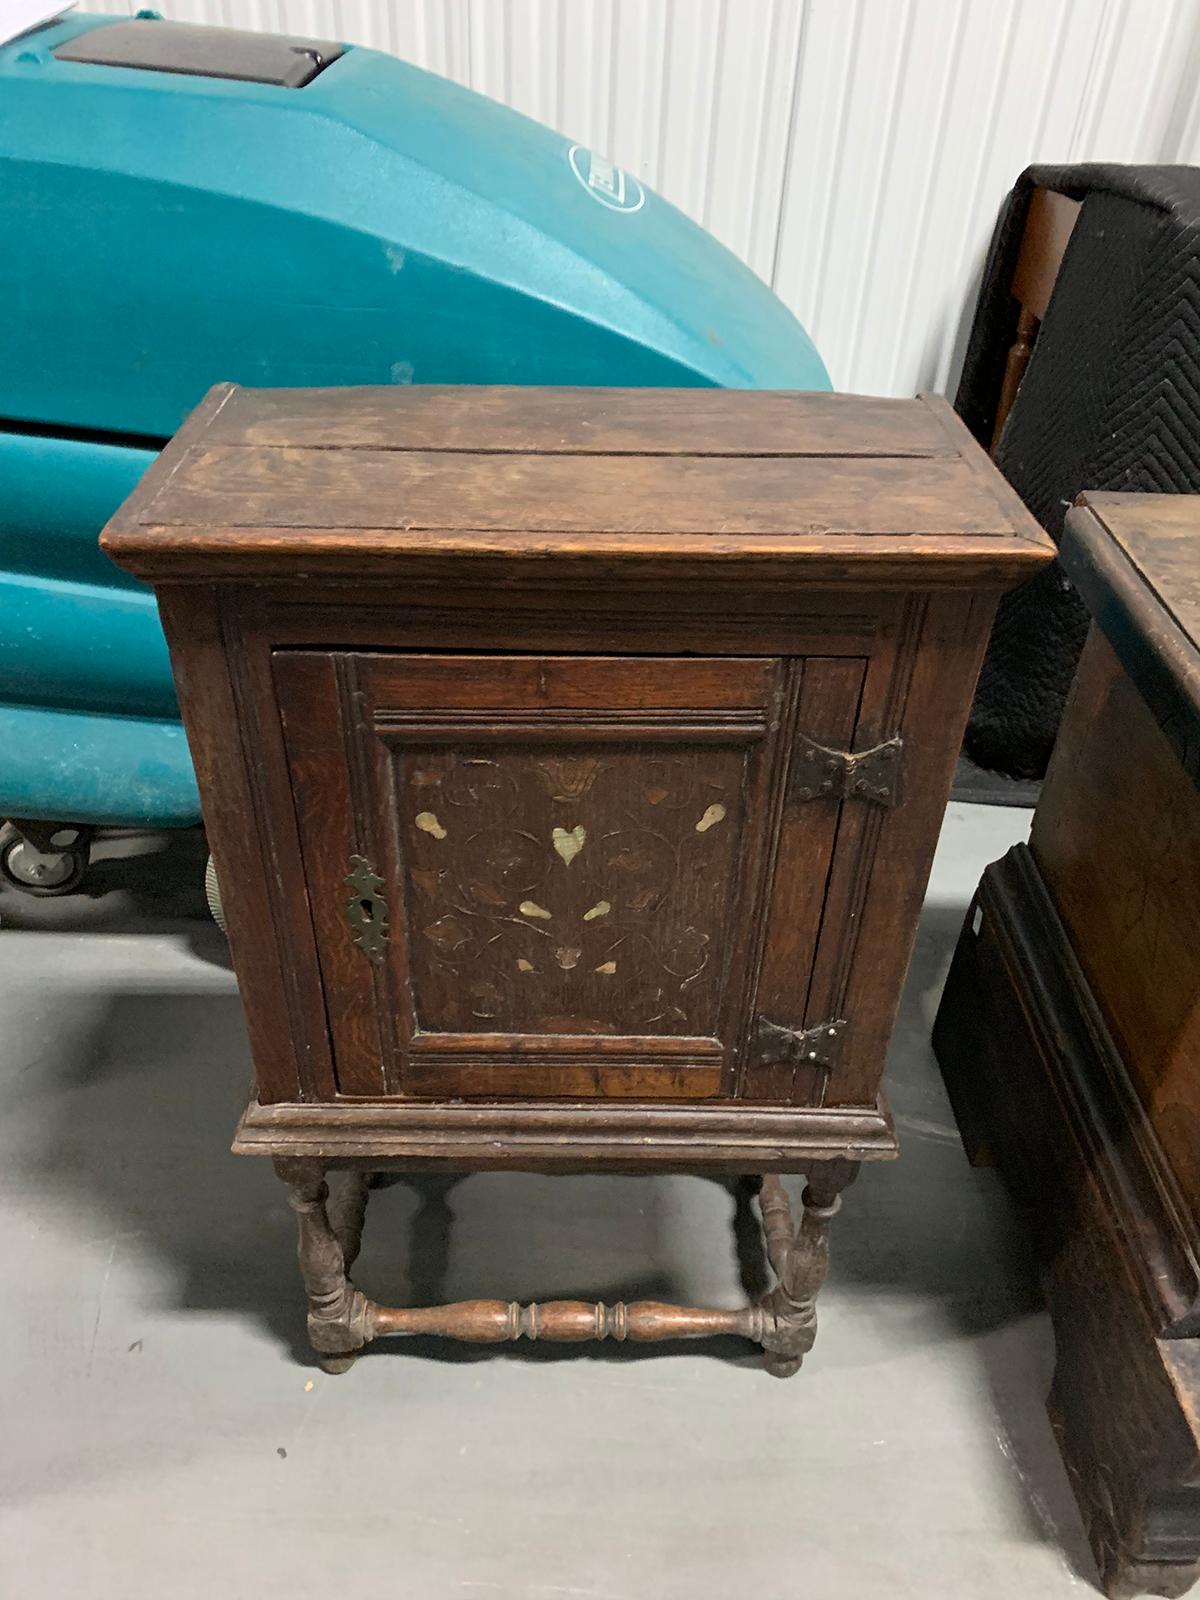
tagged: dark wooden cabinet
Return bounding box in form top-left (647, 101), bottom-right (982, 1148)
top-left (934, 493), bottom-right (1200, 1598)
top-left (103, 382), bottom-right (1051, 1374)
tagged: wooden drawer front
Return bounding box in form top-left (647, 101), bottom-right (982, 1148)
top-left (274, 651), bottom-right (869, 1102)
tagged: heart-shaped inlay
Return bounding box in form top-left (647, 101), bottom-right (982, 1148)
top-left (552, 824), bottom-right (586, 866)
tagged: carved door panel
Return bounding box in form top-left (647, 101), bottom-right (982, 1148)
top-left (274, 651), bottom-right (867, 1102)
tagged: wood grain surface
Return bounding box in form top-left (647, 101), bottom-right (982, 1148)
top-left (101, 384), bottom-right (1052, 586)
top-left (936, 493), bottom-right (1200, 1596)
top-left (1033, 628), bottom-right (1200, 1227)
top-left (108, 380), bottom-right (1053, 1384)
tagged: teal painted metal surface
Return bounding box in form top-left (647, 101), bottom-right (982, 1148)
top-left (0, 571), bottom-right (176, 718)
top-left (0, 427), bottom-right (193, 823)
top-left (0, 702), bottom-right (197, 828)
top-left (0, 431), bottom-right (155, 591)
top-left (0, 10), bottom-right (831, 831)
top-left (0, 12), bottom-right (828, 437)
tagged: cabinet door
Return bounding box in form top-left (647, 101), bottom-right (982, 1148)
top-left (275, 650), bottom-right (871, 1102)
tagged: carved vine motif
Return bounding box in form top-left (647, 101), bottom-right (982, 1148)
top-left (398, 747), bottom-right (747, 1034)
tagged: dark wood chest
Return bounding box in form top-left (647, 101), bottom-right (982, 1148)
top-left (935, 493), bottom-right (1200, 1594)
top-left (104, 383), bottom-right (1050, 1371)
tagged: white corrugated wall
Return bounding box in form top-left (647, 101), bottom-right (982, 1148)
top-left (88, 0), bottom-right (1200, 395)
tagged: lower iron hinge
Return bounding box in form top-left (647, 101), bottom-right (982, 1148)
top-left (753, 1016), bottom-right (847, 1071)
top-left (790, 734), bottom-right (902, 806)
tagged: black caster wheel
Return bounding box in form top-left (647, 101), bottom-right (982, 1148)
top-left (0, 821), bottom-right (91, 897)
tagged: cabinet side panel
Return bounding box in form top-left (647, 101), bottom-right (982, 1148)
top-left (156, 585), bottom-right (320, 1102)
top-left (273, 653), bottom-right (388, 1096)
top-left (1032, 627), bottom-right (1200, 1224)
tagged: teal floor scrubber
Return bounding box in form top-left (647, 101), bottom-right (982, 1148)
top-left (0, 10), bottom-right (829, 896)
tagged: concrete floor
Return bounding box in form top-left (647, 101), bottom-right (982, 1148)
top-left (0, 803), bottom-right (1098, 1599)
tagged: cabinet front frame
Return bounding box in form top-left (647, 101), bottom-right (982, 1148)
top-left (171, 580), bottom-right (989, 1120)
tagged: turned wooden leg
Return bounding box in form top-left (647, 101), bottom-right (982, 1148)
top-left (275, 1159), bottom-right (375, 1374)
top-left (266, 1160), bottom-right (862, 1375)
top-left (326, 1168), bottom-right (371, 1273)
top-left (757, 1160), bottom-right (858, 1378)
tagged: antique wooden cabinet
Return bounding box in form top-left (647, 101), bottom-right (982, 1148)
top-left (935, 494), bottom-right (1200, 1598)
top-left (103, 383), bottom-right (1051, 1374)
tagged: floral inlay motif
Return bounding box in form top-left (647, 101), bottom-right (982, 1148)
top-left (398, 748), bottom-right (746, 1035)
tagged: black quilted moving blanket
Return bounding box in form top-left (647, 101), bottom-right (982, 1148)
top-left (958, 163), bottom-right (1200, 779)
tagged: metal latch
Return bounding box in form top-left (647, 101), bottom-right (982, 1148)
top-left (790, 735), bottom-right (902, 806)
top-left (345, 855), bottom-right (389, 964)
top-left (753, 1016), bottom-right (847, 1072)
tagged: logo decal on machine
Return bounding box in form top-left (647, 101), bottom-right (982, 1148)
top-left (567, 145), bottom-right (646, 213)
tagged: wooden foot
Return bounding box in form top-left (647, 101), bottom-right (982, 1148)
top-left (318, 1353), bottom-right (360, 1375)
top-left (275, 1159), bottom-right (374, 1371)
top-left (757, 1161), bottom-right (858, 1377)
top-left (272, 1159), bottom-right (856, 1374)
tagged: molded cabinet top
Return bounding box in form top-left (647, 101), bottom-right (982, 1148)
top-left (103, 383), bottom-right (1054, 589)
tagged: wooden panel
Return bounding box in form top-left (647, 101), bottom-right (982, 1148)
top-left (1033, 627), bottom-right (1200, 1227)
top-left (156, 584), bottom-right (343, 1104)
top-left (825, 590), bottom-right (998, 1105)
top-left (373, 653), bottom-right (785, 1098)
top-left (933, 845), bottom-right (1200, 1598)
top-left (155, 585), bottom-right (316, 1103)
top-left (1011, 186), bottom-right (1082, 322)
top-left (1062, 500), bottom-right (1200, 790)
top-left (274, 653), bottom-right (385, 1097)
top-left (401, 1057), bottom-right (722, 1101)
top-left (361, 653), bottom-right (776, 712)
top-left (938, 842), bottom-right (1200, 1339)
top-left (109, 529), bottom-right (1052, 589)
top-left (742, 656), bottom-right (867, 1101)
top-left (260, 588), bottom-right (884, 661)
top-left (210, 384), bottom-right (958, 457)
top-left (274, 649), bottom-right (808, 1101)
top-left (100, 384), bottom-right (1054, 589)
top-left (393, 739), bottom-right (754, 1039)
top-left (1070, 494), bottom-right (1200, 704)
top-left (145, 446), bottom-right (1011, 538)
top-left (232, 1096), bottom-right (898, 1173)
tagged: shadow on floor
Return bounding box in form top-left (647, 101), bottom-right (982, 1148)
top-left (12, 983), bottom-right (774, 1371)
top-left (3, 826), bottom-right (1096, 1582)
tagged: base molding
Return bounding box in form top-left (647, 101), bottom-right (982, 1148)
top-left (233, 1095), bottom-right (897, 1173)
top-left (934, 844), bottom-right (1200, 1597)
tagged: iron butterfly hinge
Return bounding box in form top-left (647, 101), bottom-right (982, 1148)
top-left (345, 854), bottom-right (389, 964)
top-left (790, 734), bottom-right (903, 807)
top-left (752, 1016), bottom-right (848, 1073)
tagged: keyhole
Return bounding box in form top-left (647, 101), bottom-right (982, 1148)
top-left (359, 898), bottom-right (375, 923)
